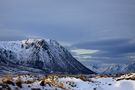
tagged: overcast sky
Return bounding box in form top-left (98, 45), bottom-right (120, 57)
top-left (0, 0), bottom-right (135, 66)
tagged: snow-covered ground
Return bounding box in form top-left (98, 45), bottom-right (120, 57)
top-left (58, 77), bottom-right (135, 90)
top-left (0, 74), bottom-right (135, 90)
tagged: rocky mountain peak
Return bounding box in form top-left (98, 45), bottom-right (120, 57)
top-left (0, 39), bottom-right (95, 74)
top-left (21, 39), bottom-right (49, 49)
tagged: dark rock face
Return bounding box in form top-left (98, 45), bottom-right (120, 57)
top-left (0, 48), bottom-right (17, 65)
top-left (0, 39), bottom-right (95, 74)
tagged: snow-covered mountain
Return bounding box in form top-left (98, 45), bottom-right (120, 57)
top-left (89, 63), bottom-right (135, 74)
top-left (0, 39), bottom-right (94, 74)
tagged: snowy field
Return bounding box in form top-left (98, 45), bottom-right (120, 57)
top-left (0, 73), bottom-right (135, 90)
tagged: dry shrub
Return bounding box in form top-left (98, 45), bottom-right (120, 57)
top-left (31, 88), bottom-right (41, 90)
top-left (57, 82), bottom-right (65, 89)
top-left (2, 79), bottom-right (15, 86)
top-left (39, 75), bottom-right (66, 89)
top-left (116, 78), bottom-right (122, 81)
top-left (2, 77), bottom-right (15, 86)
top-left (125, 77), bottom-right (135, 80)
top-left (44, 78), bottom-right (55, 86)
top-left (0, 77), bottom-right (3, 83)
top-left (39, 79), bottom-right (53, 87)
top-left (79, 75), bottom-right (88, 81)
top-left (39, 80), bottom-right (45, 86)
top-left (116, 76), bottom-right (135, 81)
top-left (25, 80), bottom-right (35, 84)
top-left (78, 75), bottom-right (94, 82)
top-left (15, 80), bottom-right (22, 88)
top-left (43, 75), bottom-right (56, 86)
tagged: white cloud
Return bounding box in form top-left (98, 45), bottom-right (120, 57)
top-left (71, 49), bottom-right (99, 55)
top-left (71, 49), bottom-right (99, 62)
top-left (74, 55), bottom-right (92, 59)
top-left (129, 56), bottom-right (135, 59)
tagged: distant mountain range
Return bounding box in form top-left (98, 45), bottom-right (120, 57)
top-left (89, 63), bottom-right (135, 74)
top-left (0, 39), bottom-right (94, 74)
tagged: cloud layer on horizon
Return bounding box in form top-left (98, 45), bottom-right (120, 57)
top-left (71, 38), bottom-right (135, 65)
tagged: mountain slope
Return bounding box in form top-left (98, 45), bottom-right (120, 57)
top-left (0, 39), bottom-right (94, 74)
top-left (89, 63), bottom-right (135, 74)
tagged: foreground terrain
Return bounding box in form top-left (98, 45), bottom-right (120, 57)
top-left (0, 73), bottom-right (135, 90)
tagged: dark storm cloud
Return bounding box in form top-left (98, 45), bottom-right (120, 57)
top-left (0, 0), bottom-right (135, 43)
top-left (72, 38), bottom-right (135, 64)
top-left (73, 38), bottom-right (135, 54)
